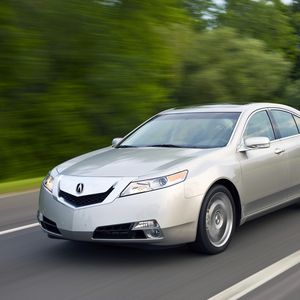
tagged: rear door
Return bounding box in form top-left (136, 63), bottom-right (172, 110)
top-left (269, 109), bottom-right (300, 200)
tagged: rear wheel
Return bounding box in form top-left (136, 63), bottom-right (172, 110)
top-left (190, 185), bottom-right (236, 254)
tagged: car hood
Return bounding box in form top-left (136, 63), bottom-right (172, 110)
top-left (57, 147), bottom-right (216, 178)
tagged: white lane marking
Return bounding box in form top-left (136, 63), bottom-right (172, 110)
top-left (208, 250), bottom-right (300, 300)
top-left (0, 223), bottom-right (39, 235)
top-left (0, 189), bottom-right (39, 199)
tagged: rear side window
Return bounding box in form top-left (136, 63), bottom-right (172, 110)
top-left (244, 111), bottom-right (275, 141)
top-left (271, 110), bottom-right (299, 138)
top-left (293, 115), bottom-right (300, 133)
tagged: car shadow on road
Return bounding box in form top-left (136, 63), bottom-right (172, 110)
top-left (45, 205), bottom-right (300, 267)
top-left (48, 239), bottom-right (199, 267)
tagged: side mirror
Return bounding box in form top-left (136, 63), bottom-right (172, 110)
top-left (239, 137), bottom-right (270, 152)
top-left (112, 137), bottom-right (122, 147)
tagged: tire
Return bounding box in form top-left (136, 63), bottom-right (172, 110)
top-left (190, 184), bottom-right (236, 255)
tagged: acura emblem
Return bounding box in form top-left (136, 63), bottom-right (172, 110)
top-left (76, 183), bottom-right (84, 194)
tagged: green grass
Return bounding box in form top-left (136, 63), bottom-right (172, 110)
top-left (0, 177), bottom-right (43, 195)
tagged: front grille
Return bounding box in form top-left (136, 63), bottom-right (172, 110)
top-left (41, 216), bottom-right (61, 235)
top-left (59, 186), bottom-right (114, 207)
top-left (93, 223), bottom-right (146, 239)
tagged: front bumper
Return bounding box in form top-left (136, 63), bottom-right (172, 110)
top-left (38, 182), bottom-right (203, 246)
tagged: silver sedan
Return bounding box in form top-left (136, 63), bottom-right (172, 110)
top-left (38, 103), bottom-right (300, 254)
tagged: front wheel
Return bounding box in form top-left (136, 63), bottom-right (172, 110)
top-left (190, 185), bottom-right (236, 255)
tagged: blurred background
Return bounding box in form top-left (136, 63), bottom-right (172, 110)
top-left (0, 0), bottom-right (300, 182)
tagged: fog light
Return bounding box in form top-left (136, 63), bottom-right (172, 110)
top-left (144, 228), bottom-right (163, 239)
top-left (132, 220), bottom-right (163, 239)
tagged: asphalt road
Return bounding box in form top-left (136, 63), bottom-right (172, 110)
top-left (242, 265), bottom-right (300, 300)
top-left (0, 191), bottom-right (300, 300)
top-left (0, 191), bottom-right (38, 231)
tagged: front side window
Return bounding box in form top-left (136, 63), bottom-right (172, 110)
top-left (271, 110), bottom-right (299, 138)
top-left (244, 111), bottom-right (275, 141)
top-left (118, 112), bottom-right (241, 149)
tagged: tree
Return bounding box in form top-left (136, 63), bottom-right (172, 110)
top-left (218, 0), bottom-right (297, 61)
top-left (285, 80), bottom-right (300, 109)
top-left (184, 0), bottom-right (221, 29)
top-left (176, 28), bottom-right (291, 105)
top-left (290, 0), bottom-right (300, 78)
top-left (0, 0), bottom-right (191, 180)
top-left (292, 0), bottom-right (300, 11)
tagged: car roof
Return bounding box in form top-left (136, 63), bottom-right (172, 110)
top-left (160, 103), bottom-right (297, 114)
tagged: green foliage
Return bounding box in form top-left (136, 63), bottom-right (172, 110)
top-left (0, 0), bottom-right (299, 182)
top-left (0, 0), bottom-right (190, 181)
top-left (290, 1), bottom-right (300, 78)
top-left (219, 0), bottom-right (297, 61)
top-left (285, 80), bottom-right (300, 108)
top-left (184, 0), bottom-right (220, 29)
top-left (177, 28), bottom-right (290, 105)
top-left (292, 0), bottom-right (300, 12)
top-left (0, 177), bottom-right (43, 194)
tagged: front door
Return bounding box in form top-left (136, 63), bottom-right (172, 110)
top-left (239, 110), bottom-right (289, 217)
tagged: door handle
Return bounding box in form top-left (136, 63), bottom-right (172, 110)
top-left (274, 148), bottom-right (285, 155)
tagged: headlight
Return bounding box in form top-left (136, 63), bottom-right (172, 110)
top-left (43, 174), bottom-right (54, 193)
top-left (120, 170), bottom-right (188, 197)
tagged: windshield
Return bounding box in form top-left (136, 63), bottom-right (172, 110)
top-left (118, 112), bottom-right (241, 149)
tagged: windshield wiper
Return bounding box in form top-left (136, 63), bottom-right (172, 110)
top-left (116, 145), bottom-right (137, 148)
top-left (147, 144), bottom-right (184, 148)
top-left (118, 144), bottom-right (184, 148)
